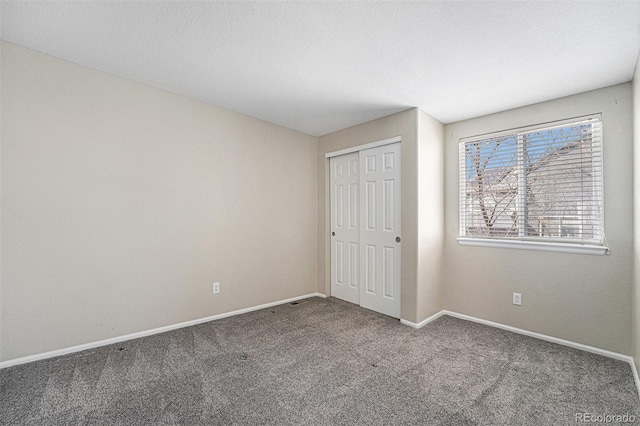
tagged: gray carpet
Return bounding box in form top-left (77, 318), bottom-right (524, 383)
top-left (1, 297), bottom-right (638, 425)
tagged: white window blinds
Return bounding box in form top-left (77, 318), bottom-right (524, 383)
top-left (459, 115), bottom-right (604, 247)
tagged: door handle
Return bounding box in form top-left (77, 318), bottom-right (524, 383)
top-left (332, 232), bottom-right (335, 236)
top-left (396, 237), bottom-right (401, 243)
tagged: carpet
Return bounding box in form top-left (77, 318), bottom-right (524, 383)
top-left (1, 297), bottom-right (638, 425)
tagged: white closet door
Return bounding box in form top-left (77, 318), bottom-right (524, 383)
top-left (359, 143), bottom-right (401, 318)
top-left (330, 153), bottom-right (360, 305)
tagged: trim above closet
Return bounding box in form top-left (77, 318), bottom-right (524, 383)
top-left (325, 136), bottom-right (401, 158)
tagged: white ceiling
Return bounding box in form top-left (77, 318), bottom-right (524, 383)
top-left (2, 1), bottom-right (640, 136)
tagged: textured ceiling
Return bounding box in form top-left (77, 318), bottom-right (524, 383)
top-left (2, 1), bottom-right (640, 136)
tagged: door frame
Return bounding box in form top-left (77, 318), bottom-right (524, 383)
top-left (325, 136), bottom-right (402, 314)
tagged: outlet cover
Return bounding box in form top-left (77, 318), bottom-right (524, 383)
top-left (513, 292), bottom-right (522, 306)
top-left (213, 282), bottom-right (220, 294)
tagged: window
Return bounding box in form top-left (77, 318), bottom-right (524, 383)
top-left (458, 115), bottom-right (606, 255)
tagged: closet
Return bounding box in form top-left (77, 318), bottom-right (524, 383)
top-left (329, 142), bottom-right (401, 318)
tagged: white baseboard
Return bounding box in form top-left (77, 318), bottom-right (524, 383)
top-left (402, 309), bottom-right (640, 399)
top-left (0, 292), bottom-right (324, 369)
top-left (442, 310), bottom-right (632, 362)
top-left (400, 310), bottom-right (446, 328)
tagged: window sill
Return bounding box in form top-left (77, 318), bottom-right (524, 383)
top-left (457, 237), bottom-right (608, 255)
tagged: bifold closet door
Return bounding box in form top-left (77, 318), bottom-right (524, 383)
top-left (359, 143), bottom-right (401, 318)
top-left (330, 153), bottom-right (360, 305)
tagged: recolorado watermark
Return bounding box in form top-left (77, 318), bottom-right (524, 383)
top-left (575, 412), bottom-right (636, 423)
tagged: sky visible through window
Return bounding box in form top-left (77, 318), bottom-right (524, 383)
top-left (465, 125), bottom-right (587, 176)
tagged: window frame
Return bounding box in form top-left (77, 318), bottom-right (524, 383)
top-left (457, 114), bottom-right (607, 255)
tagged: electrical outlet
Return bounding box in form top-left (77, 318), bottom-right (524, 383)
top-left (513, 292), bottom-right (522, 306)
top-left (213, 282), bottom-right (220, 294)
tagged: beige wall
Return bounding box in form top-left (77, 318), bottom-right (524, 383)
top-left (633, 54), bottom-right (640, 371)
top-left (317, 108), bottom-right (445, 324)
top-left (0, 42), bottom-right (318, 361)
top-left (3, 40), bottom-right (632, 363)
top-left (0, 43), bottom-right (3, 361)
top-left (444, 83), bottom-right (633, 355)
top-left (417, 110), bottom-right (444, 321)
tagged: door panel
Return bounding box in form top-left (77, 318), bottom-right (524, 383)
top-left (365, 181), bottom-right (376, 230)
top-left (359, 143), bottom-right (401, 318)
top-left (330, 153), bottom-right (360, 304)
top-left (365, 244), bottom-right (376, 294)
